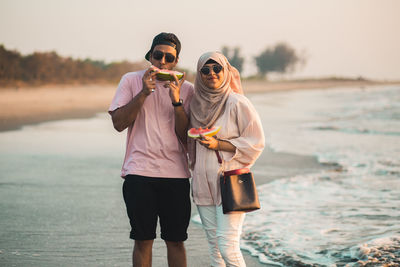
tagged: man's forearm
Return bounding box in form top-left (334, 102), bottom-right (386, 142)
top-left (174, 106), bottom-right (189, 144)
top-left (111, 91), bottom-right (148, 132)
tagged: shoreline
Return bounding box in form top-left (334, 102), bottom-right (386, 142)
top-left (1, 80), bottom-right (398, 132)
top-left (188, 147), bottom-right (340, 267)
top-left (242, 78), bottom-right (394, 93)
top-left (0, 81), bottom-right (347, 266)
top-left (152, 147), bottom-right (337, 267)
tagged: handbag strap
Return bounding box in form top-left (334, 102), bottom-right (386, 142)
top-left (215, 150), bottom-right (222, 164)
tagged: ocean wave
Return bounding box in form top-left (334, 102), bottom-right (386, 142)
top-left (241, 170), bottom-right (400, 266)
top-left (345, 235), bottom-right (400, 266)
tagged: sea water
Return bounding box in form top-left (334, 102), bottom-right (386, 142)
top-left (242, 85), bottom-right (400, 266)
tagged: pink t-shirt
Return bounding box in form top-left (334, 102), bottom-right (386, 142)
top-left (109, 70), bottom-right (194, 178)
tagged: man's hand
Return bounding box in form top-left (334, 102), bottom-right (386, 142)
top-left (142, 67), bottom-right (159, 95)
top-left (164, 72), bottom-right (186, 103)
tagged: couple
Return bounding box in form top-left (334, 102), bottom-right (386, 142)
top-left (109, 32), bottom-right (265, 267)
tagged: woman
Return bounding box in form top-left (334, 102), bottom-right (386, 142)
top-left (189, 51), bottom-right (265, 267)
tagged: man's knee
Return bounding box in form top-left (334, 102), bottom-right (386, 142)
top-left (165, 240), bottom-right (185, 250)
top-left (134, 240), bottom-right (154, 251)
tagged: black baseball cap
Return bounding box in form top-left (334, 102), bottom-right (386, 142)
top-left (145, 32), bottom-right (181, 61)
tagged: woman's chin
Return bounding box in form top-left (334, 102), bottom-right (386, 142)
top-left (205, 82), bottom-right (219, 89)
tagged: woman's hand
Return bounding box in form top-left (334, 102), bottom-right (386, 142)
top-left (198, 134), bottom-right (219, 150)
top-left (198, 134), bottom-right (237, 152)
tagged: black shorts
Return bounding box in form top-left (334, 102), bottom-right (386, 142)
top-left (122, 175), bottom-right (191, 241)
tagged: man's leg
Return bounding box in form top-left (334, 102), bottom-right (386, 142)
top-left (157, 178), bottom-right (191, 267)
top-left (123, 176), bottom-right (158, 266)
top-left (165, 241), bottom-right (187, 267)
top-left (133, 240), bottom-right (154, 267)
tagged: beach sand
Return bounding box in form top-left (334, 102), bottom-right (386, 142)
top-left (0, 79), bottom-right (393, 132)
top-left (0, 80), bottom-right (382, 266)
top-left (0, 84), bottom-right (116, 132)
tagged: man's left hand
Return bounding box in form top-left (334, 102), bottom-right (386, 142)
top-left (164, 72), bottom-right (186, 103)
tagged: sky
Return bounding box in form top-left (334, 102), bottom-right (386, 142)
top-left (1, 0), bottom-right (400, 80)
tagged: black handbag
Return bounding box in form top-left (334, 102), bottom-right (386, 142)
top-left (216, 151), bottom-right (260, 214)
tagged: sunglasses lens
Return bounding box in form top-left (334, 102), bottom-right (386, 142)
top-left (152, 51), bottom-right (175, 63)
top-left (201, 65), bottom-right (222, 75)
top-left (165, 53), bottom-right (175, 63)
top-left (200, 67), bottom-right (210, 75)
top-left (213, 65), bottom-right (222, 74)
top-left (153, 50), bottom-right (163, 60)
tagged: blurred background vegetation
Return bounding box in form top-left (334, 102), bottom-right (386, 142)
top-left (0, 45), bottom-right (149, 87)
top-left (0, 42), bottom-right (304, 87)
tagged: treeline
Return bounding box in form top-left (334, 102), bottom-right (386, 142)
top-left (0, 45), bottom-right (149, 86)
top-left (1, 42), bottom-right (306, 86)
top-left (222, 42), bottom-right (305, 79)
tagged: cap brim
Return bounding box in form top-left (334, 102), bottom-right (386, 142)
top-left (145, 50), bottom-right (151, 61)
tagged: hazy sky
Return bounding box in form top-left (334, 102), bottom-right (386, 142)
top-left (1, 0), bottom-right (399, 80)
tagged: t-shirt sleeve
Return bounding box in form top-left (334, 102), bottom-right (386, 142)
top-left (220, 96), bottom-right (265, 166)
top-left (109, 73), bottom-right (141, 113)
top-left (182, 82), bottom-right (194, 115)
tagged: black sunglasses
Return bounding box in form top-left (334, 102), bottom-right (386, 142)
top-left (152, 50), bottom-right (176, 63)
top-left (200, 64), bottom-right (223, 75)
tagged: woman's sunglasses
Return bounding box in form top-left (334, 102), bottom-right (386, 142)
top-left (152, 50), bottom-right (176, 63)
top-left (200, 65), bottom-right (223, 75)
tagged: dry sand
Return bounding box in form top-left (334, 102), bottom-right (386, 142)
top-left (0, 84), bottom-right (116, 132)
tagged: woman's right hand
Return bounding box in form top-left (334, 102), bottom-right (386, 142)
top-left (198, 134), bottom-right (236, 152)
top-left (198, 134), bottom-right (219, 150)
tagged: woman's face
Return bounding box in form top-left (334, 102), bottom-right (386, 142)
top-left (200, 63), bottom-right (224, 89)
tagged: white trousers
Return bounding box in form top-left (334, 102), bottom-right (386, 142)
top-left (197, 205), bottom-right (246, 267)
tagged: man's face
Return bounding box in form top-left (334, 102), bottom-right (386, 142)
top-left (150, 44), bottom-right (178, 70)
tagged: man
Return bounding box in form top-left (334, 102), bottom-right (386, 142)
top-left (109, 32), bottom-right (194, 267)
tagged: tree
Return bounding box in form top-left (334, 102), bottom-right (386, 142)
top-left (0, 45), bottom-right (22, 81)
top-left (254, 42), bottom-right (302, 78)
top-left (221, 46), bottom-right (244, 73)
top-left (0, 44), bottom-right (149, 86)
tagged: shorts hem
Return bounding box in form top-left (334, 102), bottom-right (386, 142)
top-left (161, 233), bottom-right (188, 242)
top-left (129, 233), bottom-right (156, 240)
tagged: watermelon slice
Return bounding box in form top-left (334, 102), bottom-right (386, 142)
top-left (156, 69), bottom-right (184, 81)
top-left (188, 126), bottom-right (221, 139)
